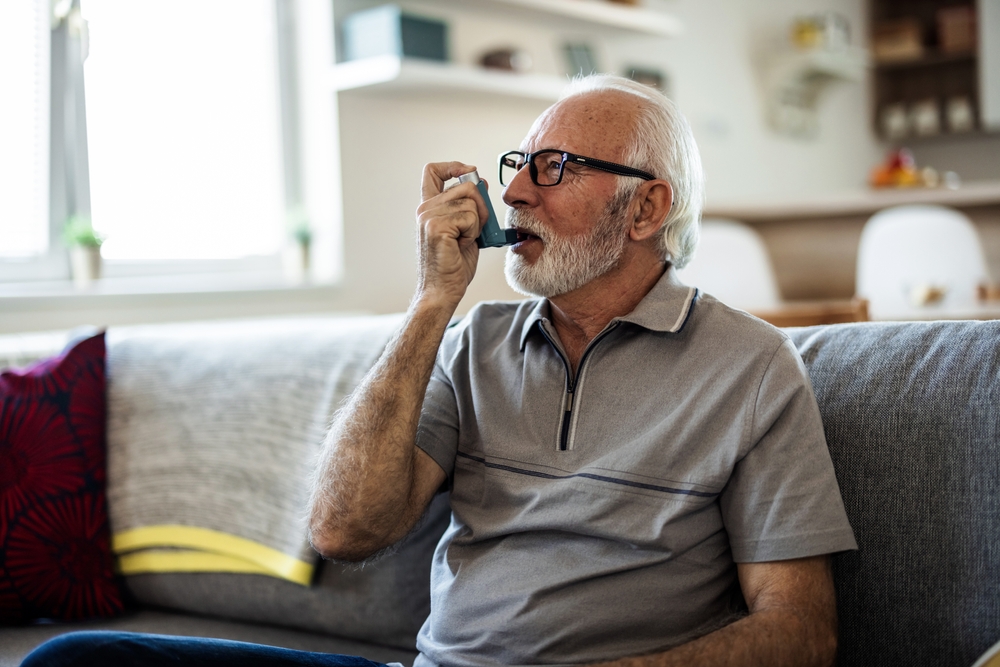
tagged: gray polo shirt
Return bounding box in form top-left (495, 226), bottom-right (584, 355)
top-left (414, 269), bottom-right (856, 667)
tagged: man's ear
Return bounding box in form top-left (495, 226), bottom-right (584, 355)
top-left (629, 180), bottom-right (673, 242)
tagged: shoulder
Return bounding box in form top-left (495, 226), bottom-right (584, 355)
top-left (438, 298), bottom-right (538, 363)
top-left (686, 290), bottom-right (790, 358)
top-left (676, 291), bottom-right (811, 397)
top-left (688, 294), bottom-right (816, 417)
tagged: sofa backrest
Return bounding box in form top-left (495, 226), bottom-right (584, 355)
top-left (102, 315), bottom-right (449, 651)
top-left (788, 321), bottom-right (1000, 667)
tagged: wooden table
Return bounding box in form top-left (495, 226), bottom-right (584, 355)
top-left (704, 181), bottom-right (1000, 303)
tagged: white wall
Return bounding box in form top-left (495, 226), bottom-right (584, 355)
top-left (2, 0), bottom-right (889, 332)
top-left (646, 0), bottom-right (882, 202)
top-left (332, 0), bottom-right (883, 316)
top-left (333, 92), bottom-right (543, 316)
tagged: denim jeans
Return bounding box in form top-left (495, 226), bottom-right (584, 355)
top-left (20, 631), bottom-right (398, 667)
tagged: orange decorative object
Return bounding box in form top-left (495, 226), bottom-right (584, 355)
top-left (870, 148), bottom-right (923, 188)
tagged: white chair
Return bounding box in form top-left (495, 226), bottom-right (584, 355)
top-left (855, 205), bottom-right (990, 320)
top-left (677, 218), bottom-right (782, 312)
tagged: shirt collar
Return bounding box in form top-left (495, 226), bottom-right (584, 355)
top-left (518, 267), bottom-right (699, 350)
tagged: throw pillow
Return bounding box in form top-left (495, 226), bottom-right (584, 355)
top-left (0, 332), bottom-right (125, 623)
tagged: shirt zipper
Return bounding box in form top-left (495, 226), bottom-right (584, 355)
top-left (539, 322), bottom-right (620, 451)
top-left (558, 390), bottom-right (574, 450)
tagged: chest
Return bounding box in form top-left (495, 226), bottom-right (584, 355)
top-left (450, 327), bottom-right (756, 503)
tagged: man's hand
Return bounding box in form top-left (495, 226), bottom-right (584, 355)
top-left (308, 162), bottom-right (488, 563)
top-left (592, 556), bottom-right (838, 667)
top-left (415, 161), bottom-right (491, 310)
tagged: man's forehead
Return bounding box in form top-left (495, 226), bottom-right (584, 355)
top-left (520, 90), bottom-right (640, 157)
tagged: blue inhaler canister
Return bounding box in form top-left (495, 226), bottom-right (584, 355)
top-left (459, 170), bottom-right (518, 248)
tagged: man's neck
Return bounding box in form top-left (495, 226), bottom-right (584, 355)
top-left (547, 255), bottom-right (667, 373)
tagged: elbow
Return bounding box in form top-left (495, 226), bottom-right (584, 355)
top-left (309, 525), bottom-right (369, 562)
top-left (307, 519), bottom-right (339, 560)
top-left (308, 514), bottom-right (388, 563)
top-left (308, 493), bottom-right (366, 561)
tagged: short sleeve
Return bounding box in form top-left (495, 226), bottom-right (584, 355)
top-left (720, 338), bottom-right (857, 562)
top-left (415, 353), bottom-right (460, 480)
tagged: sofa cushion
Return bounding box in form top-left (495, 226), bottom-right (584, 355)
top-left (0, 333), bottom-right (126, 623)
top-left (100, 314), bottom-right (449, 648)
top-left (788, 321), bottom-right (1000, 667)
top-left (106, 316), bottom-right (403, 585)
top-left (122, 493), bottom-right (450, 651)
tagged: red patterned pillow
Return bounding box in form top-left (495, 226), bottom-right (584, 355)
top-left (0, 332), bottom-right (126, 623)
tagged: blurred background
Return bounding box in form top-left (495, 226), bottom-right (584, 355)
top-left (2, 0), bottom-right (998, 333)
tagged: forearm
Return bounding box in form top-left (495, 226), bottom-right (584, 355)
top-left (595, 606), bottom-right (836, 667)
top-left (308, 297), bottom-right (454, 561)
top-left (309, 160), bottom-right (485, 560)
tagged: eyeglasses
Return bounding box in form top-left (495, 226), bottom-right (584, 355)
top-left (498, 149), bottom-right (656, 187)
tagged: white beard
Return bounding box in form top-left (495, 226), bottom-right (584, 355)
top-left (504, 190), bottom-right (633, 298)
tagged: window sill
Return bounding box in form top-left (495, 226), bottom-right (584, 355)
top-left (0, 272), bottom-right (338, 301)
top-left (0, 272), bottom-right (349, 334)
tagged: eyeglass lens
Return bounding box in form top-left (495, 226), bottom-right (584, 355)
top-left (499, 153), bottom-right (523, 186)
top-left (500, 151), bottom-right (566, 187)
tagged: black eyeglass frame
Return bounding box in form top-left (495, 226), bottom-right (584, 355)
top-left (498, 149), bottom-right (657, 187)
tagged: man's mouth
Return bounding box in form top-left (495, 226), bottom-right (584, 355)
top-left (511, 227), bottom-right (542, 245)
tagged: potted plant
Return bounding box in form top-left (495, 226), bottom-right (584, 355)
top-left (63, 214), bottom-right (105, 288)
top-left (284, 208), bottom-right (312, 282)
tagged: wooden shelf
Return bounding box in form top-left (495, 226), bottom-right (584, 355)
top-left (764, 47), bottom-right (869, 137)
top-left (868, 0), bottom-right (992, 139)
top-left (331, 2), bottom-right (682, 99)
top-left (884, 128), bottom-right (997, 144)
top-left (331, 55), bottom-right (568, 101)
top-left (874, 52), bottom-right (975, 70)
top-left (773, 47), bottom-right (870, 80)
top-left (705, 180), bottom-right (1000, 222)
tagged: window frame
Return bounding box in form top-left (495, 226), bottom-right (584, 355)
top-left (0, 0), bottom-right (324, 290)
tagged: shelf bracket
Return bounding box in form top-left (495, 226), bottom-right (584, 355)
top-left (764, 48), bottom-right (869, 138)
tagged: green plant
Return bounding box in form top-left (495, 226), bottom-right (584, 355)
top-left (286, 208), bottom-right (311, 246)
top-left (62, 214), bottom-right (104, 248)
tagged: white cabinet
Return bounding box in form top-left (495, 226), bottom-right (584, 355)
top-left (332, 55), bottom-right (567, 101)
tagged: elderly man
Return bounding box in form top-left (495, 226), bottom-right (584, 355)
top-left (24, 74), bottom-right (855, 667)
top-left (310, 73), bottom-right (856, 667)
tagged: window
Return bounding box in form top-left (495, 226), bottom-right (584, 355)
top-left (0, 0), bottom-right (335, 288)
top-left (0, 0), bottom-right (49, 260)
top-left (83, 0), bottom-right (285, 263)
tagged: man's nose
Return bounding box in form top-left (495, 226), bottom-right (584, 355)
top-left (501, 163), bottom-right (538, 209)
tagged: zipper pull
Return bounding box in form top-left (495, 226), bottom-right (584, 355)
top-left (559, 390), bottom-right (574, 451)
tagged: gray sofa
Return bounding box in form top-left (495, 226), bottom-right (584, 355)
top-left (1, 317), bottom-right (998, 667)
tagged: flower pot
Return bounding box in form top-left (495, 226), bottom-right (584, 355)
top-left (70, 245), bottom-right (102, 288)
top-left (283, 240), bottom-right (310, 283)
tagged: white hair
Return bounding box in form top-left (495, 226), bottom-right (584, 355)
top-left (560, 74), bottom-right (705, 269)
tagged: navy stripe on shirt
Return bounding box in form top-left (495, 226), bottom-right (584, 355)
top-left (456, 451), bottom-right (719, 498)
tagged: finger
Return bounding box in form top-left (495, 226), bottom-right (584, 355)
top-left (416, 181), bottom-right (481, 218)
top-left (420, 199), bottom-right (481, 237)
top-left (422, 180), bottom-right (490, 229)
top-left (451, 200), bottom-right (485, 240)
top-left (421, 162), bottom-right (478, 201)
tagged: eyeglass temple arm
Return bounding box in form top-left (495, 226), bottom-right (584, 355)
top-left (568, 155), bottom-right (655, 181)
